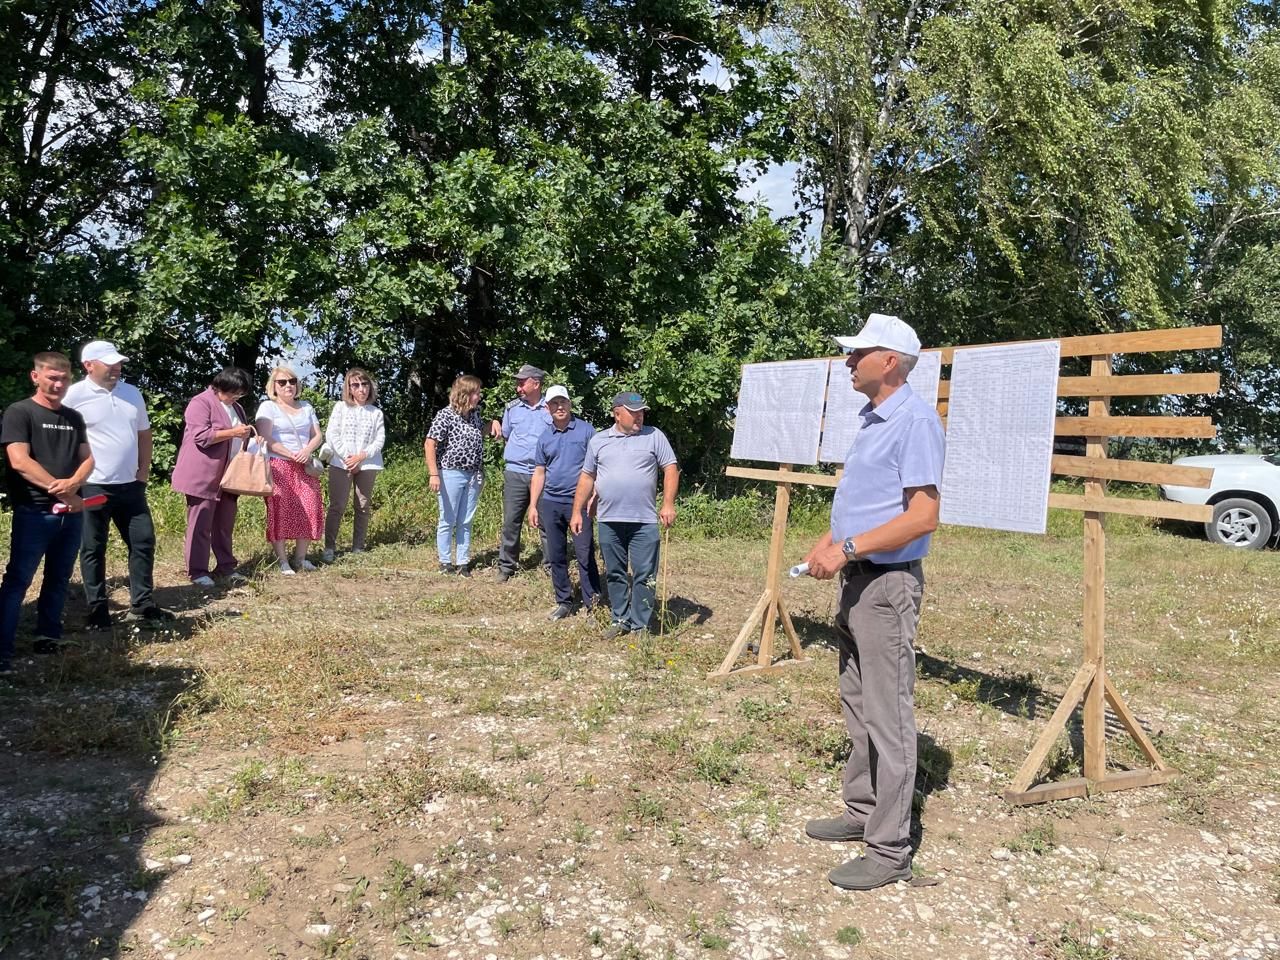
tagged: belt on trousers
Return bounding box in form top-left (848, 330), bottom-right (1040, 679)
top-left (844, 558), bottom-right (921, 576)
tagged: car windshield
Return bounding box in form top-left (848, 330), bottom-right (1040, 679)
top-left (1267, 454), bottom-right (1280, 467)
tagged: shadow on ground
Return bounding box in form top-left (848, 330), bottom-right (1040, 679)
top-left (0, 594), bottom-right (208, 958)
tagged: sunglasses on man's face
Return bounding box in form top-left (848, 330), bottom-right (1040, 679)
top-left (275, 378), bottom-right (298, 386)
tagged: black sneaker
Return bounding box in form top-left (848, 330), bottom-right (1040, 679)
top-left (32, 636), bottom-right (64, 655)
top-left (547, 603), bottom-right (575, 621)
top-left (126, 606), bottom-right (177, 629)
top-left (438, 563), bottom-right (454, 575)
top-left (455, 564), bottom-right (472, 578)
top-left (495, 570), bottom-right (513, 584)
top-left (602, 623), bottom-right (628, 640)
top-left (86, 608), bottom-right (112, 632)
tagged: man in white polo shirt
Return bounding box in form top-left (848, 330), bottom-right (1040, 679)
top-left (64, 340), bottom-right (174, 630)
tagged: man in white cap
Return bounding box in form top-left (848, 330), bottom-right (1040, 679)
top-left (64, 340), bottom-right (174, 630)
top-left (528, 385), bottom-right (600, 620)
top-left (800, 313), bottom-right (945, 891)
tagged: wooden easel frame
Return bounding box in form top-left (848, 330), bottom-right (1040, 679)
top-left (715, 326), bottom-right (1223, 807)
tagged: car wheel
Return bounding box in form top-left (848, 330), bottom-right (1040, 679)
top-left (1205, 497), bottom-right (1273, 550)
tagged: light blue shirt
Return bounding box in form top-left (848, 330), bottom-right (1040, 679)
top-left (830, 383), bottom-right (945, 563)
top-left (582, 425), bottom-right (678, 524)
top-left (500, 397), bottom-right (553, 475)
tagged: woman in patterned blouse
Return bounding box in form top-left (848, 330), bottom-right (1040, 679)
top-left (424, 375), bottom-right (486, 575)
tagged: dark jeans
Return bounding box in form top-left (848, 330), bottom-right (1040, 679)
top-left (0, 505), bottom-right (84, 663)
top-left (80, 481), bottom-right (156, 614)
top-left (596, 521), bottom-right (661, 631)
top-left (499, 469), bottom-right (548, 575)
top-left (539, 497), bottom-right (600, 607)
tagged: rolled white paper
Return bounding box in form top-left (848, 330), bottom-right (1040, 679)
top-left (789, 562), bottom-right (810, 578)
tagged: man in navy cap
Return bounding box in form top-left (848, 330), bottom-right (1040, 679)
top-left (490, 363), bottom-right (552, 581)
top-left (800, 313), bottom-right (945, 891)
top-left (571, 391), bottom-right (678, 638)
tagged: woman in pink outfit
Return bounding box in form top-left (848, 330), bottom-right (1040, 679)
top-left (171, 367), bottom-right (255, 586)
top-left (255, 366), bottom-right (324, 575)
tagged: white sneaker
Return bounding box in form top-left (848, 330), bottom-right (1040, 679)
top-left (298, 559), bottom-right (317, 572)
top-left (321, 548), bottom-right (335, 563)
top-left (191, 575), bottom-right (215, 587)
top-left (279, 562), bottom-right (295, 576)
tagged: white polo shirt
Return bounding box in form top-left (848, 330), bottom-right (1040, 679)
top-left (64, 378), bottom-right (151, 484)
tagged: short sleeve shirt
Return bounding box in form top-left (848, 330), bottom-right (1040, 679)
top-left (427, 406), bottom-right (485, 473)
top-left (255, 400), bottom-right (319, 459)
top-left (500, 398), bottom-right (553, 475)
top-left (1, 399), bottom-right (88, 508)
top-left (63, 378), bottom-right (150, 484)
top-left (534, 417), bottom-right (595, 503)
top-left (830, 383), bottom-right (946, 563)
top-left (582, 425), bottom-right (678, 524)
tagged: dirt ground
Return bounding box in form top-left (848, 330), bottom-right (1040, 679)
top-left (2, 521), bottom-right (1279, 960)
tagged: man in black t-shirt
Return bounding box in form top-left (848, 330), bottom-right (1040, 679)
top-left (0, 351), bottom-right (94, 673)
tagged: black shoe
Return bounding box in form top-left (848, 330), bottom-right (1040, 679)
top-left (126, 606), bottom-right (177, 629)
top-left (455, 564), bottom-right (472, 578)
top-left (495, 570), bottom-right (513, 583)
top-left (548, 603), bottom-right (575, 621)
top-left (602, 623), bottom-right (628, 640)
top-left (439, 563), bottom-right (454, 575)
top-left (32, 636), bottom-right (64, 655)
top-left (86, 609), bottom-right (112, 632)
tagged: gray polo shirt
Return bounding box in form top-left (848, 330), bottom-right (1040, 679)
top-left (582, 425), bottom-right (678, 524)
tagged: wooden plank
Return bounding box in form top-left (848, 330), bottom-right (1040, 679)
top-left (1082, 355), bottom-right (1108, 784)
top-left (1094, 768), bottom-right (1177, 793)
top-left (1049, 493), bottom-right (1212, 522)
top-left (1103, 675), bottom-right (1170, 770)
top-left (935, 325), bottom-right (1221, 363)
top-left (1051, 455), bottom-right (1214, 488)
top-left (1056, 372), bottom-right (1220, 397)
top-left (758, 467), bottom-right (792, 666)
top-left (776, 594), bottom-right (806, 663)
top-left (1005, 777), bottom-right (1090, 805)
top-left (707, 661), bottom-right (806, 681)
top-left (1006, 769), bottom-right (1176, 805)
top-left (1054, 416), bottom-right (1216, 439)
top-left (726, 465), bottom-right (839, 488)
top-left (1008, 662), bottom-right (1097, 794)
top-left (712, 590), bottom-right (771, 677)
top-left (937, 371), bottom-right (1219, 400)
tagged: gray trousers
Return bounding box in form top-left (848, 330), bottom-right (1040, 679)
top-left (325, 467), bottom-right (377, 551)
top-left (834, 561), bottom-right (924, 870)
top-left (498, 469), bottom-right (548, 574)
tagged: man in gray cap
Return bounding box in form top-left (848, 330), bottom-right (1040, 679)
top-left (800, 312), bottom-right (944, 891)
top-left (570, 392), bottom-right (678, 638)
top-left (489, 363), bottom-right (553, 581)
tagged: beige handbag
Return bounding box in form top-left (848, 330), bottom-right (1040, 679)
top-left (220, 430), bottom-right (275, 497)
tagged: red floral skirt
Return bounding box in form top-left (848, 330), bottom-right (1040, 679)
top-left (266, 458), bottom-right (324, 541)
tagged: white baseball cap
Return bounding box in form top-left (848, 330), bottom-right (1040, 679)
top-left (545, 385), bottom-right (571, 403)
top-left (833, 313), bottom-right (921, 356)
top-left (81, 340), bottom-right (128, 364)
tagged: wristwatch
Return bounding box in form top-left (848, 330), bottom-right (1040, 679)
top-left (841, 537), bottom-right (859, 561)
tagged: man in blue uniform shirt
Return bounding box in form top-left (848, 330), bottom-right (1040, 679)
top-left (528, 386), bottom-right (601, 620)
top-left (490, 363), bottom-right (553, 581)
top-left (801, 313), bottom-right (946, 891)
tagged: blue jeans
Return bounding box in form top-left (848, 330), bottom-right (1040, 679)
top-left (436, 469), bottom-right (483, 566)
top-left (596, 521), bottom-right (661, 631)
top-left (0, 505), bottom-right (84, 663)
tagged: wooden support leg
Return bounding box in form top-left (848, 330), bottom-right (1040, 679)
top-left (710, 590), bottom-right (771, 677)
top-left (1007, 663), bottom-right (1096, 796)
top-left (1103, 674), bottom-right (1170, 771)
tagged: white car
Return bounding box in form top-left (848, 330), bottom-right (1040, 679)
top-left (1161, 454), bottom-right (1280, 549)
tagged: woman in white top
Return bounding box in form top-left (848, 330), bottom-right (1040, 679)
top-left (322, 368), bottom-right (386, 561)
top-left (255, 366), bottom-right (324, 574)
